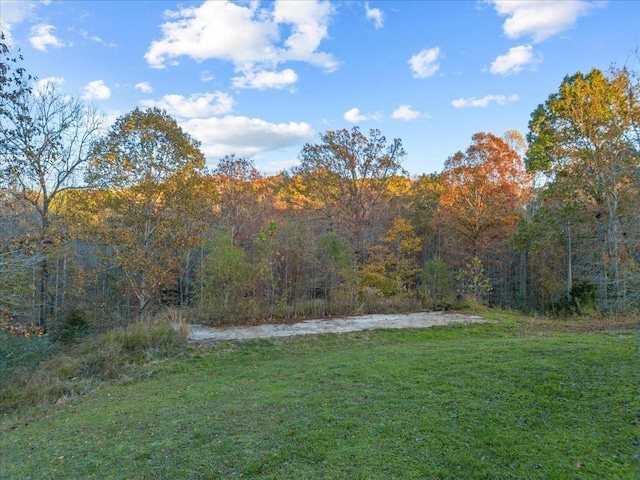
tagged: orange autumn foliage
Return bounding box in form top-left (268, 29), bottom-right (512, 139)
top-left (436, 132), bottom-right (532, 260)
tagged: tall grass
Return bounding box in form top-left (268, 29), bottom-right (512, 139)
top-left (0, 313), bottom-right (187, 413)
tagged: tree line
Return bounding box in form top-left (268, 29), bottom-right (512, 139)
top-left (1, 36), bottom-right (638, 334)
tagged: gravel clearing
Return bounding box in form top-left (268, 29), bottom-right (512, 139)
top-left (189, 311), bottom-right (489, 342)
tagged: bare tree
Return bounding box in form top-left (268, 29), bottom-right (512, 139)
top-left (1, 37), bottom-right (103, 327)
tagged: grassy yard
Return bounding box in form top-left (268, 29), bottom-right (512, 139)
top-left (1, 315), bottom-right (638, 479)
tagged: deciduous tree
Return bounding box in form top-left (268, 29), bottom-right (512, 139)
top-left (420, 256), bottom-right (453, 309)
top-left (526, 67), bottom-right (640, 312)
top-left (197, 230), bottom-right (259, 323)
top-left (293, 127), bottom-right (407, 262)
top-left (361, 217), bottom-right (421, 296)
top-left (436, 132), bottom-right (531, 261)
top-left (84, 108), bottom-right (205, 318)
top-left (1, 37), bottom-right (103, 327)
top-left (435, 132), bottom-right (531, 306)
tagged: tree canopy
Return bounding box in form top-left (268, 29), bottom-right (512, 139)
top-left (81, 108), bottom-right (207, 317)
top-left (2, 44), bottom-right (639, 329)
top-left (293, 127), bottom-right (407, 261)
top-left (526, 67), bottom-right (640, 312)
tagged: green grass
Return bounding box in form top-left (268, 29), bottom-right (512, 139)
top-left (1, 316), bottom-right (638, 479)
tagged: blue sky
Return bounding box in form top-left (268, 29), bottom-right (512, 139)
top-left (2, 0), bottom-right (639, 175)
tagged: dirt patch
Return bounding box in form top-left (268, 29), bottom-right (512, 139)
top-left (189, 311), bottom-right (489, 342)
top-left (564, 316), bottom-right (639, 333)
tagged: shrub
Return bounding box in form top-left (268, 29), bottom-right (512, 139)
top-left (453, 294), bottom-right (489, 312)
top-left (80, 340), bottom-right (124, 380)
top-left (158, 307), bottom-right (191, 340)
top-left (456, 257), bottom-right (492, 304)
top-left (549, 280), bottom-right (598, 316)
top-left (420, 256), bottom-right (454, 310)
top-left (570, 280), bottom-right (597, 314)
top-left (289, 299), bottom-right (326, 319)
top-left (49, 308), bottom-right (90, 343)
top-left (0, 353), bottom-right (83, 413)
top-left (43, 354), bottom-right (83, 380)
top-left (195, 298), bottom-right (261, 325)
top-left (196, 232), bottom-right (260, 324)
top-left (21, 370), bottom-right (77, 406)
top-left (0, 330), bottom-right (55, 374)
top-left (357, 287), bottom-right (421, 315)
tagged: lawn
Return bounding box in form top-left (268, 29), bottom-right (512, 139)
top-left (1, 316), bottom-right (638, 479)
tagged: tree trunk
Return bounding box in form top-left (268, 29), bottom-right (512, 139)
top-left (597, 219), bottom-right (607, 309)
top-left (38, 258), bottom-right (49, 329)
top-left (607, 188), bottom-right (619, 313)
top-left (566, 223), bottom-right (572, 302)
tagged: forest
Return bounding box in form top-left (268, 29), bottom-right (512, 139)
top-left (1, 38), bottom-right (639, 338)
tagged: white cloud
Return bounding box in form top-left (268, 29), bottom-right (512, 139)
top-left (145, 2), bottom-right (277, 68)
top-left (135, 82), bottom-right (153, 93)
top-left (79, 28), bottom-right (117, 47)
top-left (0, 0), bottom-right (38, 45)
top-left (409, 47), bottom-right (441, 79)
top-left (344, 108), bottom-right (367, 123)
top-left (181, 115), bottom-right (313, 158)
top-left (365, 2), bottom-right (384, 28)
top-left (79, 29), bottom-right (101, 43)
top-left (259, 158), bottom-right (301, 175)
top-left (29, 24), bottom-right (64, 51)
top-left (200, 71), bottom-right (215, 82)
top-left (232, 68), bottom-right (298, 90)
top-left (35, 76), bottom-right (65, 95)
top-left (489, 0), bottom-right (597, 42)
top-left (140, 92), bottom-right (234, 118)
top-left (101, 110), bottom-right (122, 131)
top-left (392, 105), bottom-right (421, 121)
top-left (490, 45), bottom-right (542, 75)
top-left (81, 80), bottom-right (111, 100)
top-left (144, 0), bottom-right (337, 90)
top-left (272, 0), bottom-right (337, 69)
top-left (343, 107), bottom-right (382, 123)
top-left (452, 94), bottom-right (519, 108)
